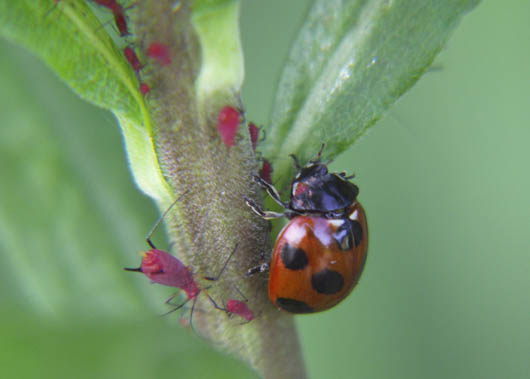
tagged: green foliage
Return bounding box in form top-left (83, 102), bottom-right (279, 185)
top-left (0, 0), bottom-right (141, 117)
top-left (262, 0), bottom-right (480, 188)
top-left (0, 0), bottom-right (490, 378)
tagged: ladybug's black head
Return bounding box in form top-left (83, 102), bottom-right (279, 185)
top-left (296, 161), bottom-right (328, 180)
top-left (289, 161), bottom-right (359, 214)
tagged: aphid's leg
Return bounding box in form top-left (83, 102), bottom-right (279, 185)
top-left (205, 293), bottom-right (228, 313)
top-left (145, 190), bottom-right (189, 249)
top-left (243, 196), bottom-right (286, 220)
top-left (246, 262), bottom-right (269, 276)
top-left (233, 285), bottom-right (248, 302)
top-left (203, 243), bottom-right (238, 281)
top-left (189, 296), bottom-right (199, 334)
top-left (251, 175), bottom-right (288, 208)
top-left (161, 294), bottom-right (190, 317)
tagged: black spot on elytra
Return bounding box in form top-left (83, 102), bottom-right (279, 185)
top-left (276, 298), bottom-right (314, 313)
top-left (351, 220), bottom-right (363, 247)
top-left (280, 243), bottom-right (308, 270)
top-left (311, 269), bottom-right (344, 294)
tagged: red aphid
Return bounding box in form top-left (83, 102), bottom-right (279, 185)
top-left (147, 42), bottom-right (172, 66)
top-left (123, 46), bottom-right (143, 72)
top-left (140, 83), bottom-right (150, 95)
top-left (125, 249), bottom-right (199, 300)
top-left (226, 299), bottom-right (255, 321)
top-left (248, 122), bottom-right (259, 151)
top-left (259, 159), bottom-right (272, 183)
top-left (113, 10), bottom-right (130, 37)
top-left (217, 106), bottom-right (241, 147)
top-left (90, 0), bottom-right (129, 37)
top-left (92, 0), bottom-right (124, 13)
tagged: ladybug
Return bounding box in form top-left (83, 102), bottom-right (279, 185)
top-left (245, 148), bottom-right (368, 313)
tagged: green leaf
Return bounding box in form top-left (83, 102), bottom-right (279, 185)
top-left (0, 0), bottom-right (140, 117)
top-left (0, 0), bottom-right (173, 204)
top-left (263, 0), bottom-right (480, 187)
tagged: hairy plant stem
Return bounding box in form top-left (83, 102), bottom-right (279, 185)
top-left (132, 1), bottom-right (306, 377)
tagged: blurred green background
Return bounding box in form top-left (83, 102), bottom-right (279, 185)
top-left (0, 1), bottom-right (528, 378)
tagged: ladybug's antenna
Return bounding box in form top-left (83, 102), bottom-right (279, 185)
top-left (316, 143), bottom-right (325, 161)
top-left (145, 190), bottom-right (189, 249)
top-left (288, 154), bottom-right (301, 170)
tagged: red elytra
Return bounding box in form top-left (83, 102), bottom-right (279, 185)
top-left (123, 46), bottom-right (143, 72)
top-left (267, 205), bottom-right (368, 313)
top-left (217, 106), bottom-right (241, 147)
top-left (146, 42), bottom-right (171, 66)
top-left (248, 122), bottom-right (259, 151)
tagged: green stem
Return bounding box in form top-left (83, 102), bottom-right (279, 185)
top-left (131, 1), bottom-right (306, 377)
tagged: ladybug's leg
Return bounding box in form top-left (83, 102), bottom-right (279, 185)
top-left (244, 196), bottom-right (287, 219)
top-left (246, 262), bottom-right (269, 276)
top-left (252, 175), bottom-right (288, 208)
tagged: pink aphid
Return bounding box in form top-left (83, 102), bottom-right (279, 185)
top-left (217, 106), bottom-right (241, 147)
top-left (123, 46), bottom-right (143, 72)
top-left (113, 10), bottom-right (130, 37)
top-left (226, 299), bottom-right (255, 321)
top-left (125, 249), bottom-right (200, 300)
top-left (140, 83), bottom-right (150, 95)
top-left (146, 42), bottom-right (172, 66)
top-left (248, 122), bottom-right (259, 151)
top-left (259, 159), bottom-right (272, 183)
top-left (91, 0), bottom-right (129, 37)
top-left (92, 0), bottom-right (124, 13)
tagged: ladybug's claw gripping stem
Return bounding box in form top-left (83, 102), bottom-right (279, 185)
top-left (244, 196), bottom-right (286, 220)
top-left (251, 175), bottom-right (288, 209)
top-left (246, 262), bottom-right (269, 276)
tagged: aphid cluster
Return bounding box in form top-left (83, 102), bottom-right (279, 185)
top-left (125, 198), bottom-right (254, 328)
top-left (49, 1), bottom-right (175, 96)
top-left (216, 106), bottom-right (272, 182)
